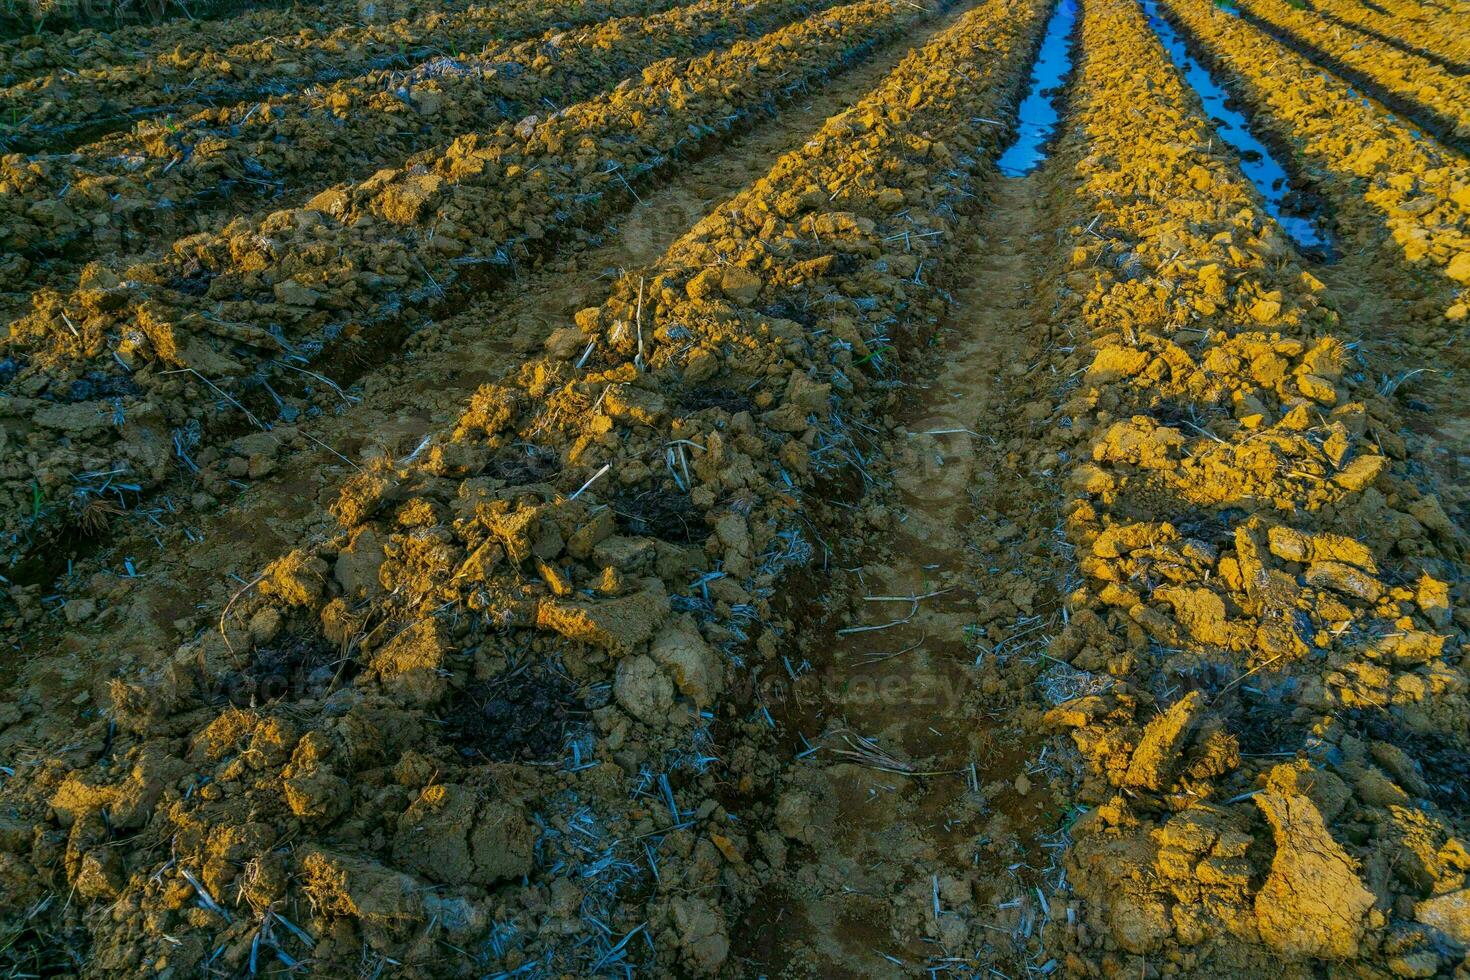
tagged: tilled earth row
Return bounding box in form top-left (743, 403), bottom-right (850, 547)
top-left (1015, 0), bottom-right (1470, 970)
top-left (1232, 0), bottom-right (1470, 152)
top-left (0, 0), bottom-right (934, 585)
top-left (0, 0), bottom-right (974, 652)
top-left (1, 0), bottom-right (1468, 975)
top-left (0, 0), bottom-right (442, 76)
top-left (1156, 0), bottom-right (1470, 508)
top-left (1159, 0), bottom-right (1469, 335)
top-left (1300, 0), bottom-right (1470, 72)
top-left (0, 0), bottom-right (839, 301)
top-left (0, 0), bottom-right (688, 152)
top-left (1, 0), bottom-right (289, 44)
top-left (0, 0), bottom-right (1050, 973)
top-left (1346, 0), bottom-right (1470, 68)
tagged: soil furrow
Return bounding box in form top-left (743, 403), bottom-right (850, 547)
top-left (1351, 0), bottom-right (1470, 45)
top-left (1302, 0), bottom-right (1470, 75)
top-left (2, 0), bottom-right (1469, 974)
top-left (1156, 0), bottom-right (1470, 489)
top-left (1141, 0), bottom-right (1334, 256)
top-left (0, 0), bottom-right (450, 74)
top-left (1232, 0), bottom-right (1470, 154)
top-left (1019, 0), bottom-right (1470, 972)
top-left (0, 0), bottom-right (294, 47)
top-left (0, 0), bottom-right (933, 587)
top-left (0, 0), bottom-right (981, 711)
top-left (1158, 0), bottom-right (1469, 324)
top-left (728, 6), bottom-right (1086, 970)
top-left (733, 173), bottom-right (1074, 978)
top-left (0, 0), bottom-right (690, 153)
top-left (0, 0), bottom-right (1051, 973)
top-left (0, 0), bottom-right (841, 303)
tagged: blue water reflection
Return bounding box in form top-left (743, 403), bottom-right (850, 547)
top-left (997, 0), bottom-right (1078, 175)
top-left (1141, 0), bottom-right (1332, 253)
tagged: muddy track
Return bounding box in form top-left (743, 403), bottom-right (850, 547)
top-left (731, 174), bottom-right (1074, 978)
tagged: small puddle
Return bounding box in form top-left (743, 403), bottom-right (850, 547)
top-left (1142, 0), bottom-right (1334, 256)
top-left (997, 0), bottom-right (1077, 175)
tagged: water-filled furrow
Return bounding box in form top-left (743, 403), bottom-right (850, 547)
top-left (1140, 0), bottom-right (1334, 255)
top-left (997, 0), bottom-right (1077, 174)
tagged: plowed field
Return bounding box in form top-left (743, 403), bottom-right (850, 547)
top-left (2, 0), bottom-right (1468, 974)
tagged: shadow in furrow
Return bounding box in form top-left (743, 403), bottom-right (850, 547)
top-left (1223, 1), bottom-right (1470, 153)
top-left (1301, 0), bottom-right (1469, 76)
